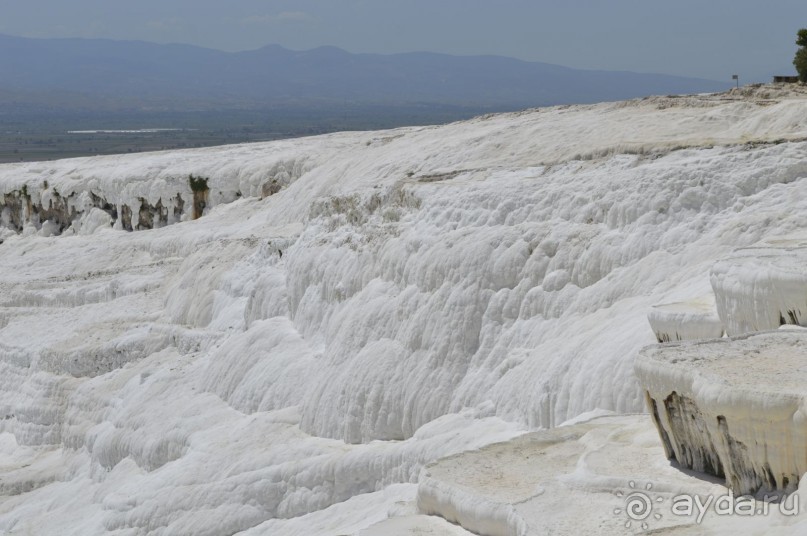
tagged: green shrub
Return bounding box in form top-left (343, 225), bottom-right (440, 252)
top-left (189, 174), bottom-right (209, 192)
top-left (795, 48), bottom-right (807, 83)
top-left (795, 29), bottom-right (807, 82)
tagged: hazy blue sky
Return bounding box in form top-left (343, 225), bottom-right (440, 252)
top-left (1, 0), bottom-right (805, 82)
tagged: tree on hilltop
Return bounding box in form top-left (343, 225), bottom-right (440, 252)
top-left (795, 29), bottom-right (807, 82)
top-left (796, 49), bottom-right (807, 83)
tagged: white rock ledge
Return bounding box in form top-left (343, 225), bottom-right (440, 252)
top-left (417, 415), bottom-right (743, 535)
top-left (648, 296), bottom-right (725, 343)
top-left (711, 236), bottom-right (807, 336)
top-left (636, 331), bottom-right (807, 495)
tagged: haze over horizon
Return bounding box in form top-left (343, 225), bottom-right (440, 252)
top-left (1, 0), bottom-right (805, 83)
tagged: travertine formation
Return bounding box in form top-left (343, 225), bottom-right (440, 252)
top-left (638, 228), bottom-right (807, 497)
top-left (2, 87), bottom-right (807, 534)
top-left (711, 236), bottom-right (807, 336)
top-left (0, 183), bottom-right (192, 234)
top-left (647, 296), bottom-right (725, 342)
top-left (416, 414), bottom-right (782, 535)
top-left (637, 331), bottom-right (807, 495)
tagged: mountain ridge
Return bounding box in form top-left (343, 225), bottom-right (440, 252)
top-left (0, 33), bottom-right (730, 112)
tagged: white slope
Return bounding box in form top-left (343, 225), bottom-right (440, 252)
top-left (1, 85), bottom-right (807, 533)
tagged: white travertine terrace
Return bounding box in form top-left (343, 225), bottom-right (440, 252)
top-left (711, 235), bottom-right (807, 337)
top-left (2, 86), bottom-right (807, 533)
top-left (417, 414), bottom-right (807, 535)
top-left (648, 296), bottom-right (725, 342)
top-left (636, 331), bottom-right (807, 495)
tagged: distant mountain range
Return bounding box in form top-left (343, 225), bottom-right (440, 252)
top-left (0, 34), bottom-right (730, 112)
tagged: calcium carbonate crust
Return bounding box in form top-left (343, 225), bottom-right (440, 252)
top-left (1, 86), bottom-right (807, 534)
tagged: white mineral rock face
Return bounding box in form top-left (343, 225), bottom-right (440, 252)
top-left (648, 296), bottom-right (725, 342)
top-left (2, 87), bottom-right (807, 533)
top-left (418, 414), bottom-right (807, 535)
top-left (636, 331), bottom-right (807, 496)
top-left (711, 235), bottom-right (807, 336)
